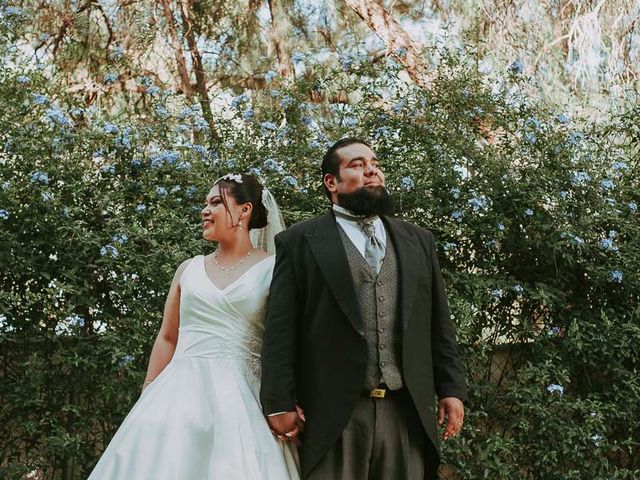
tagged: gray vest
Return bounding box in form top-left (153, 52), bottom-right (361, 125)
top-left (337, 224), bottom-right (404, 390)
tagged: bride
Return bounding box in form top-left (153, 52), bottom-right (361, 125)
top-left (89, 173), bottom-right (300, 479)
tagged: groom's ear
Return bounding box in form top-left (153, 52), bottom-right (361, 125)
top-left (323, 173), bottom-right (338, 193)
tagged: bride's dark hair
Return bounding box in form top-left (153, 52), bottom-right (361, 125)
top-left (214, 173), bottom-right (268, 230)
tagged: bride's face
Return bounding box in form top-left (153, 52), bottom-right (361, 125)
top-left (201, 184), bottom-right (243, 241)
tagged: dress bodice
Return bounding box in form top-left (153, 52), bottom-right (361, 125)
top-left (173, 254), bottom-right (275, 378)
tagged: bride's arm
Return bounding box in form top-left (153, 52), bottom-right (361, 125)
top-left (142, 259), bottom-right (191, 391)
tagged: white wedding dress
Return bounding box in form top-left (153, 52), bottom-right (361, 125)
top-left (89, 255), bottom-right (299, 479)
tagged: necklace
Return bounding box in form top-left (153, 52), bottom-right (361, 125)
top-left (213, 248), bottom-right (255, 274)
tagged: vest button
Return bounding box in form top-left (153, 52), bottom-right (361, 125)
top-left (380, 361), bottom-right (387, 367)
top-left (380, 344), bottom-right (386, 350)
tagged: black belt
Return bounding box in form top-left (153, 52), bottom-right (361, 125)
top-left (367, 384), bottom-right (403, 399)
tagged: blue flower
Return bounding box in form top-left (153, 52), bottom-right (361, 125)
top-left (609, 270), bottom-right (623, 283)
top-left (393, 47), bottom-right (408, 58)
top-left (176, 162), bottom-right (191, 171)
top-left (628, 202), bottom-right (637, 213)
top-left (451, 211), bottom-right (464, 221)
top-left (572, 235), bottom-right (585, 245)
top-left (599, 238), bottom-right (618, 251)
top-left (570, 171), bottom-right (591, 186)
top-left (0, 209), bottom-right (9, 220)
top-left (284, 176), bottom-right (298, 187)
top-left (600, 179), bottom-right (614, 191)
top-left (374, 126), bottom-right (390, 139)
top-left (242, 109), bottom-right (254, 120)
top-left (156, 186), bottom-right (168, 198)
top-left (136, 204), bottom-right (147, 212)
top-left (339, 54), bottom-right (353, 71)
top-left (4, 6), bottom-right (24, 16)
top-left (186, 186), bottom-right (197, 197)
top-left (400, 176), bottom-right (415, 190)
top-left (111, 233), bottom-right (128, 245)
top-left (608, 230), bottom-right (617, 238)
top-left (151, 150), bottom-right (179, 168)
top-left (546, 383), bottom-right (564, 395)
top-left (392, 100), bottom-right (406, 113)
top-left (468, 195), bottom-right (490, 211)
top-left (590, 434), bottom-right (604, 446)
top-left (103, 73), bottom-right (118, 84)
top-left (30, 171), bottom-right (49, 184)
top-left (103, 123), bottom-right (119, 134)
top-left (146, 85), bottom-right (161, 96)
top-left (156, 106), bottom-right (170, 119)
top-left (117, 355), bottom-right (135, 367)
top-left (280, 96), bottom-right (295, 108)
top-left (548, 327), bottom-right (561, 336)
top-left (99, 164), bottom-right (115, 174)
top-left (38, 33), bottom-right (51, 41)
top-left (497, 223), bottom-right (505, 231)
top-left (32, 93), bottom-right (49, 105)
top-left (292, 52), bottom-right (304, 64)
top-left (67, 315), bottom-right (85, 327)
top-left (450, 187), bottom-right (460, 199)
top-left (16, 75), bottom-right (31, 85)
top-left (70, 107), bottom-right (85, 117)
top-left (567, 131), bottom-right (584, 146)
top-left (110, 45), bottom-right (125, 60)
top-left (557, 114), bottom-right (569, 123)
top-left (301, 116), bottom-right (313, 127)
top-left (524, 208), bottom-right (534, 217)
top-left (611, 161), bottom-right (628, 171)
top-left (264, 158), bottom-right (284, 173)
top-left (137, 76), bottom-right (153, 87)
top-left (231, 93), bottom-right (249, 109)
top-left (443, 242), bottom-right (457, 252)
top-left (2, 181), bottom-right (10, 190)
top-left (525, 133), bottom-right (537, 144)
top-left (490, 288), bottom-right (503, 299)
top-left (260, 121), bottom-right (277, 131)
top-left (171, 185), bottom-right (182, 193)
top-left (100, 244), bottom-right (119, 258)
top-left (265, 70), bottom-right (277, 82)
top-left (344, 117), bottom-right (357, 128)
top-left (512, 284), bottom-right (524, 294)
top-left (508, 59), bottom-right (524, 74)
top-left (559, 191), bottom-right (569, 199)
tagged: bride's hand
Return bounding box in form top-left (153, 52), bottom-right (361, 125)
top-left (267, 405), bottom-right (305, 444)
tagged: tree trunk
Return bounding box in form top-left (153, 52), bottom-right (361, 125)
top-left (158, 0), bottom-right (192, 97)
top-left (179, 0), bottom-right (219, 141)
top-left (343, 0), bottom-right (433, 88)
top-left (268, 0), bottom-right (294, 79)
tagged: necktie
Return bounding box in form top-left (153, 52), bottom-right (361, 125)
top-left (357, 217), bottom-right (386, 275)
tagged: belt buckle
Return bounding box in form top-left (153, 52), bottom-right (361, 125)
top-left (369, 388), bottom-right (386, 399)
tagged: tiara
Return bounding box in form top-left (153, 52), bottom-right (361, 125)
top-left (218, 173), bottom-right (243, 183)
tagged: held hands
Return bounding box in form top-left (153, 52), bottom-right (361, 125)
top-left (267, 405), bottom-right (306, 445)
top-left (438, 396), bottom-right (464, 441)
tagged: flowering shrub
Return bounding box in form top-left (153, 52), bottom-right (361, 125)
top-left (1, 28), bottom-right (639, 480)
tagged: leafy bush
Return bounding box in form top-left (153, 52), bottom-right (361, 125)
top-left (1, 14), bottom-right (639, 479)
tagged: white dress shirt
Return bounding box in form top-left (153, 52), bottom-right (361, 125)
top-left (332, 204), bottom-right (387, 259)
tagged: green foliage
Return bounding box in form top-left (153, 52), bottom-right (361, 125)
top-left (1, 22), bottom-right (639, 480)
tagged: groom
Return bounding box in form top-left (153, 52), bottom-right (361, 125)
top-left (261, 138), bottom-right (467, 479)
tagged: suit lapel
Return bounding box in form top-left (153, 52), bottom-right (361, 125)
top-left (306, 212), bottom-right (364, 334)
top-left (382, 217), bottom-right (421, 331)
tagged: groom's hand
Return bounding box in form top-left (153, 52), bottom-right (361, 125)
top-left (267, 405), bottom-right (305, 444)
top-left (438, 396), bottom-right (464, 440)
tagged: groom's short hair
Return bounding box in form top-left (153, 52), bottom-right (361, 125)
top-left (321, 137), bottom-right (372, 200)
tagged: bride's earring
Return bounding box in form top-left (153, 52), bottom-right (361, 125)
top-left (238, 221), bottom-right (244, 231)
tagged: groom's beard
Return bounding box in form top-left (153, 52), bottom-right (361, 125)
top-left (337, 185), bottom-right (394, 217)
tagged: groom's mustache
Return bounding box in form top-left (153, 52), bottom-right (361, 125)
top-left (337, 186), bottom-right (394, 217)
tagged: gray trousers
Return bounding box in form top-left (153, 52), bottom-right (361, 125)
top-left (307, 389), bottom-right (428, 480)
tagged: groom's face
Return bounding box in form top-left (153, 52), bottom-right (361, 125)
top-left (325, 143), bottom-right (385, 204)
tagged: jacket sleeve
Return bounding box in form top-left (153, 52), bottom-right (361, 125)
top-left (260, 233), bottom-right (300, 415)
top-left (427, 229), bottom-right (468, 403)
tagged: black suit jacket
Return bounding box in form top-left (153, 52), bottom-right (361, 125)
top-left (260, 211), bottom-right (467, 479)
